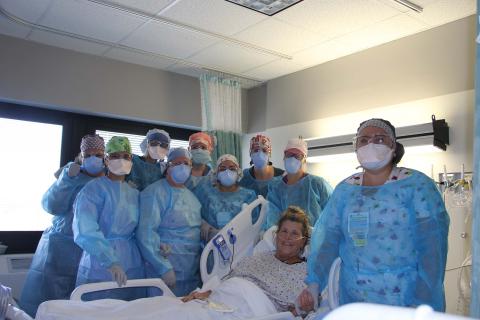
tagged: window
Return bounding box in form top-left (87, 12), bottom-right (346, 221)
top-left (0, 118), bottom-right (63, 231)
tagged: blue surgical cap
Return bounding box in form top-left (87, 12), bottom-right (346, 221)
top-left (167, 147), bottom-right (191, 162)
top-left (147, 129), bottom-right (170, 144)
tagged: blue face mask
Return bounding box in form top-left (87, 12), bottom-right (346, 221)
top-left (251, 151), bottom-right (268, 169)
top-left (170, 164), bottom-right (191, 184)
top-left (191, 149), bottom-right (212, 165)
top-left (82, 156), bottom-right (104, 175)
top-left (217, 169), bottom-right (238, 187)
top-left (284, 157), bottom-right (302, 174)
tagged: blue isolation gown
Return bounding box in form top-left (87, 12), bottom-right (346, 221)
top-left (126, 154), bottom-right (166, 191)
top-left (306, 170), bottom-right (449, 311)
top-left (239, 166), bottom-right (284, 198)
top-left (265, 174), bottom-right (332, 230)
top-left (197, 183), bottom-right (258, 230)
top-left (20, 163), bottom-right (94, 317)
top-left (73, 176), bottom-right (145, 300)
top-left (138, 179), bottom-right (202, 296)
top-left (185, 166), bottom-right (212, 191)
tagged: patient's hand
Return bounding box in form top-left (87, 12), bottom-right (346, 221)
top-left (297, 289), bottom-right (315, 313)
top-left (181, 290), bottom-right (212, 303)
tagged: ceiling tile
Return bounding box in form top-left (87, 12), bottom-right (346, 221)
top-left (275, 0), bottom-right (400, 38)
top-left (28, 29), bottom-right (110, 55)
top-left (233, 18), bottom-right (324, 55)
top-left (38, 0), bottom-right (148, 43)
top-left (188, 42), bottom-right (277, 74)
top-left (242, 58), bottom-right (307, 81)
top-left (104, 0), bottom-right (176, 15)
top-left (105, 47), bottom-right (175, 69)
top-left (121, 20), bottom-right (218, 59)
top-left (293, 13), bottom-right (427, 69)
top-left (0, 0), bottom-right (52, 24)
top-left (159, 0), bottom-right (267, 36)
top-left (407, 0), bottom-right (476, 26)
top-left (0, 13), bottom-right (32, 38)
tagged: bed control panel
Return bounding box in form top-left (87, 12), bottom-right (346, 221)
top-left (212, 234), bottom-right (232, 262)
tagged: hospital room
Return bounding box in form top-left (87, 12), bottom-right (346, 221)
top-left (0, 0), bottom-right (479, 319)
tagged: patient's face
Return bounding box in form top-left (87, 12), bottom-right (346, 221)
top-left (276, 220), bottom-right (306, 258)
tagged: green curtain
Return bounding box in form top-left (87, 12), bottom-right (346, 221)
top-left (208, 130), bottom-right (242, 167)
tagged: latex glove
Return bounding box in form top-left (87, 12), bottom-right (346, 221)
top-left (108, 264), bottom-right (127, 287)
top-left (200, 220), bottom-right (214, 242)
top-left (68, 163), bottom-right (81, 177)
top-left (296, 283), bottom-right (319, 315)
top-left (159, 243), bottom-right (171, 257)
top-left (161, 269), bottom-right (176, 288)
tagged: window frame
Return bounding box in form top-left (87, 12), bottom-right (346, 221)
top-left (0, 101), bottom-right (197, 253)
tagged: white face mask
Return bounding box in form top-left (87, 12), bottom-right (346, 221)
top-left (148, 146), bottom-right (168, 160)
top-left (356, 143), bottom-right (394, 171)
top-left (107, 159), bottom-right (132, 175)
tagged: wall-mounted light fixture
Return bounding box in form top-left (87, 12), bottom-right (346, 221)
top-left (306, 115), bottom-right (449, 163)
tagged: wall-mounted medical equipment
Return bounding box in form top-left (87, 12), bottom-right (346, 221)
top-left (306, 115), bottom-right (449, 163)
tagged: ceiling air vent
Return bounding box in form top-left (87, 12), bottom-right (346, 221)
top-left (225, 0), bottom-right (303, 16)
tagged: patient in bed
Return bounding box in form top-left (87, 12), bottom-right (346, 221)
top-left (183, 206), bottom-right (309, 315)
top-left (35, 207), bottom-right (310, 320)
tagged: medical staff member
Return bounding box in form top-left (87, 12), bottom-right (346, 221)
top-left (298, 118), bottom-right (449, 312)
top-left (126, 128), bottom-right (170, 191)
top-left (197, 154), bottom-right (257, 242)
top-left (73, 136), bottom-right (144, 300)
top-left (239, 134), bottom-right (284, 198)
top-left (138, 148), bottom-right (202, 296)
top-left (20, 134), bottom-right (105, 317)
top-left (264, 138), bottom-right (332, 230)
top-left (185, 132), bottom-right (214, 190)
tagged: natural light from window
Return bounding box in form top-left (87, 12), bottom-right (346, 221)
top-left (0, 118), bottom-right (62, 231)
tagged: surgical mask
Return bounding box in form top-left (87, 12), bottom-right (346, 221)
top-left (148, 146), bottom-right (168, 160)
top-left (251, 151), bottom-right (268, 169)
top-left (191, 149), bottom-right (211, 165)
top-left (170, 164), bottom-right (191, 184)
top-left (82, 156), bottom-right (104, 175)
top-left (284, 157), bottom-right (302, 174)
top-left (107, 159), bottom-right (132, 176)
top-left (356, 143), bottom-right (394, 171)
top-left (218, 169), bottom-right (238, 187)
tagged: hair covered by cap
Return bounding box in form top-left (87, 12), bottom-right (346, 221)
top-left (106, 136), bottom-right (131, 154)
top-left (167, 147), bottom-right (191, 162)
top-left (356, 118), bottom-right (404, 164)
top-left (189, 132), bottom-right (214, 151)
top-left (80, 134), bottom-right (105, 152)
top-left (250, 134), bottom-right (272, 154)
top-left (285, 138), bottom-right (308, 156)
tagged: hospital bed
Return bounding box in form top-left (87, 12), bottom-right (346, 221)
top-left (2, 195), bottom-right (476, 320)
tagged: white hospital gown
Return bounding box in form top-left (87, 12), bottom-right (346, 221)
top-left (227, 252), bottom-right (307, 312)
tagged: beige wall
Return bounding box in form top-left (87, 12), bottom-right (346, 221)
top-left (0, 34), bottom-right (202, 128)
top-left (247, 15), bottom-right (476, 132)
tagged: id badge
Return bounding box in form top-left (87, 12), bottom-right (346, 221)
top-left (348, 211), bottom-right (369, 247)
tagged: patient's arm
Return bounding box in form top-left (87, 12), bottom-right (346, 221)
top-left (181, 290), bottom-right (212, 303)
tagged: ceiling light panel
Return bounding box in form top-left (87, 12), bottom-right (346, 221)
top-left (225, 0), bottom-right (304, 16)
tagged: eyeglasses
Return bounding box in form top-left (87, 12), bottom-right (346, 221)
top-left (276, 229), bottom-right (305, 241)
top-left (218, 165), bottom-right (238, 172)
top-left (284, 152), bottom-right (304, 161)
top-left (149, 141), bottom-right (169, 148)
top-left (354, 134), bottom-right (392, 148)
top-left (169, 160), bottom-right (191, 167)
top-left (108, 153), bottom-right (132, 161)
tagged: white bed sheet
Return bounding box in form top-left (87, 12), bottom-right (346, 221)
top-left (35, 277), bottom-right (278, 320)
